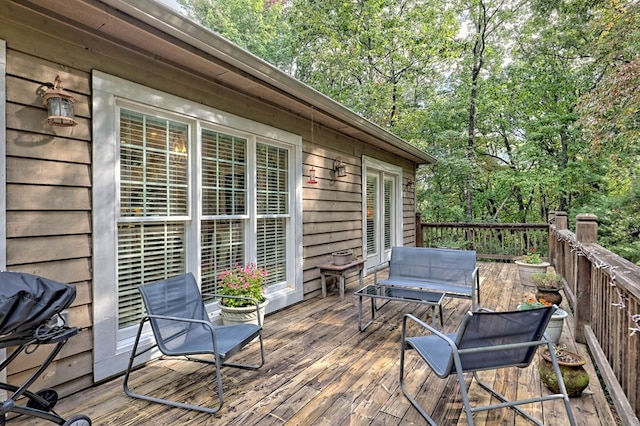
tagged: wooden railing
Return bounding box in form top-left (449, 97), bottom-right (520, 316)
top-left (550, 212), bottom-right (640, 425)
top-left (417, 214), bottom-right (549, 261)
top-left (417, 212), bottom-right (640, 424)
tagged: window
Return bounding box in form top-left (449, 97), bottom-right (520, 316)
top-left (118, 110), bottom-right (189, 328)
top-left (93, 71), bottom-right (302, 380)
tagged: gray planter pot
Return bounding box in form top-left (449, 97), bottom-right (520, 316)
top-left (515, 260), bottom-right (550, 288)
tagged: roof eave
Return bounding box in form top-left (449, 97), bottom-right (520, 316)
top-left (98, 0), bottom-right (435, 165)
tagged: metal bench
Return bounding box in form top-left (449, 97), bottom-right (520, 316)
top-left (375, 246), bottom-right (480, 310)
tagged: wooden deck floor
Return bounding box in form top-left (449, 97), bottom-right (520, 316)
top-left (13, 262), bottom-right (618, 425)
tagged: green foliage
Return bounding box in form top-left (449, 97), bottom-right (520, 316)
top-left (178, 0), bottom-right (291, 67)
top-left (177, 0), bottom-right (640, 265)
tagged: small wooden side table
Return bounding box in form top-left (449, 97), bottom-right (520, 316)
top-left (319, 258), bottom-right (366, 300)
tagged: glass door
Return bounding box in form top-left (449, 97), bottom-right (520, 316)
top-left (364, 160), bottom-right (401, 272)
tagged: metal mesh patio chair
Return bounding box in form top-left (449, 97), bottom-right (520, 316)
top-left (123, 273), bottom-right (265, 414)
top-left (400, 306), bottom-right (576, 425)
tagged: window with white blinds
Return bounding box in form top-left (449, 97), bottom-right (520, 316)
top-left (256, 143), bottom-right (289, 285)
top-left (366, 175), bottom-right (378, 256)
top-left (117, 112), bottom-right (293, 327)
top-left (93, 71), bottom-right (302, 381)
top-left (384, 177), bottom-right (393, 251)
top-left (118, 110), bottom-right (189, 328)
top-left (200, 129), bottom-right (247, 295)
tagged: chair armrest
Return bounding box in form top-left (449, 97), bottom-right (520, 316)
top-left (372, 261), bottom-right (389, 285)
top-left (471, 266), bottom-right (480, 309)
top-left (145, 313), bottom-right (221, 350)
top-left (401, 313), bottom-right (457, 349)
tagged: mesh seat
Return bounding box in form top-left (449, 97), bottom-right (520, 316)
top-left (400, 306), bottom-right (576, 425)
top-left (123, 273), bottom-right (265, 414)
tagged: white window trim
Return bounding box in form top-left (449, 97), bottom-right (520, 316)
top-left (0, 39), bottom-right (7, 394)
top-left (92, 71), bottom-right (303, 381)
top-left (361, 156), bottom-right (403, 271)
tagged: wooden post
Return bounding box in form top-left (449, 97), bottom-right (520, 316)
top-left (554, 212), bottom-right (568, 277)
top-left (548, 211), bottom-right (556, 267)
top-left (574, 213), bottom-right (598, 343)
top-left (415, 212), bottom-right (423, 247)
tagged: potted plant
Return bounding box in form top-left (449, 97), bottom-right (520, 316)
top-left (539, 345), bottom-right (590, 397)
top-left (516, 294), bottom-right (568, 344)
top-left (217, 263), bottom-right (268, 327)
top-left (515, 248), bottom-right (550, 288)
top-left (532, 271), bottom-right (564, 305)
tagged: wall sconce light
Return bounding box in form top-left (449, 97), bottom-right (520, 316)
top-left (334, 159), bottom-right (347, 177)
top-left (308, 167), bottom-right (318, 184)
top-left (406, 177), bottom-right (415, 191)
top-left (42, 76), bottom-right (77, 127)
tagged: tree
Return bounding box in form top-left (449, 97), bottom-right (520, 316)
top-left (284, 0), bottom-right (459, 128)
top-left (178, 0), bottom-right (291, 68)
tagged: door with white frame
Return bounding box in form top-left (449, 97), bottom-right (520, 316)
top-left (362, 157), bottom-right (403, 272)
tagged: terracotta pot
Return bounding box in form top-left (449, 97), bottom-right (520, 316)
top-left (536, 289), bottom-right (563, 305)
top-left (539, 348), bottom-right (589, 397)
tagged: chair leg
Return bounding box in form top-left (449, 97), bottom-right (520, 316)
top-left (123, 319), bottom-right (224, 414)
top-left (399, 319), bottom-right (438, 426)
top-left (221, 332), bottom-right (266, 370)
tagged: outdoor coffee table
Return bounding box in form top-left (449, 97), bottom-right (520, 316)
top-left (355, 285), bottom-right (444, 332)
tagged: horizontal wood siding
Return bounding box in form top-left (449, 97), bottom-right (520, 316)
top-left (4, 43), bottom-right (93, 398)
top-left (301, 134), bottom-right (416, 298)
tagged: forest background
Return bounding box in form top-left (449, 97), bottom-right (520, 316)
top-left (177, 0), bottom-right (639, 264)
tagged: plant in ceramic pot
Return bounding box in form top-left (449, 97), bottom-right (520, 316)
top-left (516, 294), bottom-right (568, 344)
top-left (539, 345), bottom-right (589, 397)
top-left (217, 263), bottom-right (268, 327)
top-left (532, 271), bottom-right (564, 305)
top-left (515, 248), bottom-right (550, 288)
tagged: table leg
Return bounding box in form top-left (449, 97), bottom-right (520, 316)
top-left (339, 275), bottom-right (345, 300)
top-left (321, 273), bottom-right (327, 298)
top-left (358, 295), bottom-right (377, 332)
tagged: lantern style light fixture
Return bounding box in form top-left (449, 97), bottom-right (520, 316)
top-left (406, 177), bottom-right (416, 191)
top-left (308, 167), bottom-right (318, 184)
top-left (42, 76), bottom-right (77, 127)
top-left (334, 158), bottom-right (347, 177)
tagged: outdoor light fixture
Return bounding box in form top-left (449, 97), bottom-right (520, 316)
top-left (334, 158), bottom-right (347, 177)
top-left (42, 76), bottom-right (77, 127)
top-left (406, 177), bottom-right (415, 191)
top-left (308, 167), bottom-right (318, 184)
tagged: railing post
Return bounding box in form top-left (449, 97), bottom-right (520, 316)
top-left (548, 211), bottom-right (556, 266)
top-left (574, 213), bottom-right (598, 344)
top-left (554, 212), bottom-right (568, 277)
top-left (415, 212), bottom-right (423, 247)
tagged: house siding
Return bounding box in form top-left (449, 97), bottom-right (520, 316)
top-left (1, 0), bottom-right (419, 396)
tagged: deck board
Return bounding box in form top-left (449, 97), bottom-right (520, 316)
top-left (9, 262), bottom-right (618, 425)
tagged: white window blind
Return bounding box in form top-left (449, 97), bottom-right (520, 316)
top-left (201, 128), bottom-right (247, 294)
top-left (256, 143), bottom-right (288, 285)
top-left (117, 109), bottom-right (189, 329)
top-left (366, 175), bottom-right (377, 255)
top-left (384, 178), bottom-right (393, 251)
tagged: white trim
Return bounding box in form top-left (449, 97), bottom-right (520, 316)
top-left (0, 39), bottom-right (7, 398)
top-left (92, 71), bottom-right (303, 380)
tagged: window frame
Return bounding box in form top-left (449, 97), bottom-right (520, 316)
top-left (92, 71), bottom-right (303, 381)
